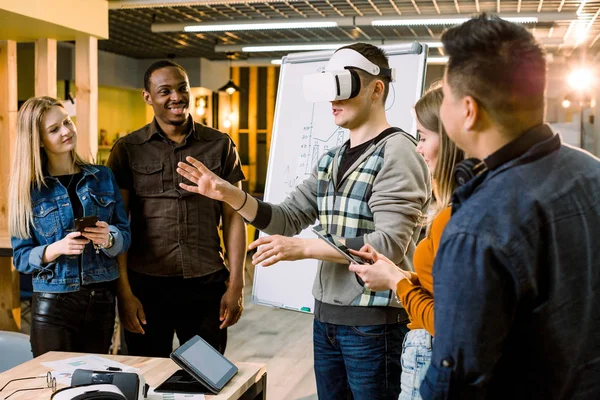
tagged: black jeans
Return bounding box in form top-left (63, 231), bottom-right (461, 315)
top-left (31, 286), bottom-right (116, 357)
top-left (123, 269), bottom-right (228, 357)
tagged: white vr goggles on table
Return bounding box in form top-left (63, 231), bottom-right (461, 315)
top-left (303, 48), bottom-right (396, 103)
top-left (50, 369), bottom-right (149, 400)
top-left (50, 383), bottom-right (127, 400)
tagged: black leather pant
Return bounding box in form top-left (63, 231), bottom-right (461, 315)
top-left (30, 285), bottom-right (116, 357)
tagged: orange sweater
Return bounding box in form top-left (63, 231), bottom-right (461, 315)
top-left (396, 207), bottom-right (451, 336)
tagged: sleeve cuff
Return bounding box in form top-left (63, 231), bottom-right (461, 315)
top-left (345, 236), bottom-right (365, 251)
top-left (101, 226), bottom-right (123, 258)
top-left (29, 245), bottom-right (55, 270)
top-left (249, 199), bottom-right (272, 230)
top-left (396, 278), bottom-right (415, 299)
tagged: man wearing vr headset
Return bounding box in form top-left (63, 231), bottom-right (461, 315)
top-left (177, 43), bottom-right (430, 399)
top-left (420, 15), bottom-right (600, 399)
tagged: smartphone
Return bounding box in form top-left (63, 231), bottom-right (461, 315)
top-left (74, 216), bottom-right (98, 232)
top-left (311, 228), bottom-right (366, 265)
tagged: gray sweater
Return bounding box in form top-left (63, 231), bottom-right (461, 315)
top-left (253, 132), bottom-right (431, 325)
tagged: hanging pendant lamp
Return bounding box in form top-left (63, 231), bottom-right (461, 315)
top-left (218, 55), bottom-right (242, 95)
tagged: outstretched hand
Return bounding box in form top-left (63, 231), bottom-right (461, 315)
top-left (177, 156), bottom-right (231, 201)
top-left (249, 235), bottom-right (308, 266)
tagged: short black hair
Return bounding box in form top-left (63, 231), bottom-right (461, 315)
top-left (442, 13), bottom-right (546, 132)
top-left (338, 42), bottom-right (391, 101)
top-left (143, 60), bottom-right (187, 91)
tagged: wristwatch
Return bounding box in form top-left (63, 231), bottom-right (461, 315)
top-left (94, 233), bottom-right (114, 253)
top-left (105, 232), bottom-right (115, 249)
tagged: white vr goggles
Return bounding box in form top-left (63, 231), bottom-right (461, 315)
top-left (303, 48), bottom-right (396, 103)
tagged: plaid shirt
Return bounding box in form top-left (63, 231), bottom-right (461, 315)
top-left (316, 139), bottom-right (396, 307)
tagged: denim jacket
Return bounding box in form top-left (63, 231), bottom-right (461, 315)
top-left (421, 125), bottom-right (600, 399)
top-left (11, 165), bottom-right (131, 293)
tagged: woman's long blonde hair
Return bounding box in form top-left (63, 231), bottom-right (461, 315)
top-left (9, 96), bottom-right (88, 239)
top-left (414, 84), bottom-right (465, 228)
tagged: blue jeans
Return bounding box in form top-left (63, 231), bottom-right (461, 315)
top-left (313, 318), bottom-right (407, 400)
top-left (399, 329), bottom-right (433, 400)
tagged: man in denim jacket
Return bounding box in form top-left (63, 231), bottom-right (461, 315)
top-left (421, 15), bottom-right (600, 399)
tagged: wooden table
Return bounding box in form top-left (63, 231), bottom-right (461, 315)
top-left (0, 351), bottom-right (267, 400)
top-left (0, 231), bottom-right (20, 332)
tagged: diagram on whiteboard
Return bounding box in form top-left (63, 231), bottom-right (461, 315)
top-left (281, 103), bottom-right (348, 196)
top-left (300, 121), bottom-right (346, 175)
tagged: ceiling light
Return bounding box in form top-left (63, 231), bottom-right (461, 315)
top-left (371, 16), bottom-right (537, 26)
top-left (568, 68), bottom-right (595, 91)
top-left (422, 42), bottom-right (443, 48)
top-left (153, 18), bottom-right (351, 33)
top-left (362, 12), bottom-right (574, 27)
top-left (372, 18), bottom-right (470, 26)
top-left (216, 40), bottom-right (442, 53)
top-left (185, 21), bottom-right (338, 33)
top-left (242, 43), bottom-right (350, 52)
top-left (219, 55), bottom-right (243, 95)
top-left (218, 80), bottom-right (242, 95)
top-left (427, 57), bottom-right (449, 64)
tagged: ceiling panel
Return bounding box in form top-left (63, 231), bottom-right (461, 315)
top-left (102, 1), bottom-right (600, 61)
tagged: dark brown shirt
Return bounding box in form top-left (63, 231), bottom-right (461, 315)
top-left (107, 117), bottom-right (245, 278)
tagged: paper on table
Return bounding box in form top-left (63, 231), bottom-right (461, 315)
top-left (41, 355), bottom-right (140, 385)
top-left (147, 388), bottom-right (206, 399)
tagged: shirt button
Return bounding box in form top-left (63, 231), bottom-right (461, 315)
top-left (442, 358), bottom-right (454, 368)
top-left (82, 196), bottom-right (87, 200)
top-left (179, 239), bottom-right (185, 244)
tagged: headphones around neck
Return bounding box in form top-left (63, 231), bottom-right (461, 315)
top-left (453, 157), bottom-right (488, 187)
top-left (452, 124), bottom-right (556, 188)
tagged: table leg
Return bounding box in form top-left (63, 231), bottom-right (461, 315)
top-left (239, 372), bottom-right (267, 400)
top-left (0, 256), bottom-right (20, 331)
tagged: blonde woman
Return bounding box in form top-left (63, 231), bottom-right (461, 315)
top-left (349, 86), bottom-right (465, 399)
top-left (9, 96), bottom-right (131, 356)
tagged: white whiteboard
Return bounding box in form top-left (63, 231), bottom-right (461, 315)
top-left (252, 43), bottom-right (428, 313)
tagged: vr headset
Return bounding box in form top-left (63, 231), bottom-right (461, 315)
top-left (303, 48), bottom-right (396, 103)
top-left (66, 369), bottom-right (148, 400)
top-left (50, 384), bottom-right (127, 400)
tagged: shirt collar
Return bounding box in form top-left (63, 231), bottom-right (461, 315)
top-left (144, 115), bottom-right (223, 143)
top-left (452, 124), bottom-right (561, 213)
top-left (483, 124), bottom-right (555, 171)
top-left (145, 115), bottom-right (196, 143)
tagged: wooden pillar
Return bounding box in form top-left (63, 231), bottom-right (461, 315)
top-left (248, 67), bottom-right (258, 193)
top-left (75, 34), bottom-right (98, 161)
top-left (230, 67), bottom-right (240, 146)
top-left (266, 67), bottom-right (276, 159)
top-left (35, 38), bottom-right (57, 98)
top-left (0, 40), bottom-right (20, 332)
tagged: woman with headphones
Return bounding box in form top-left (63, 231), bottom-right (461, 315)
top-left (349, 85), bottom-right (465, 399)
